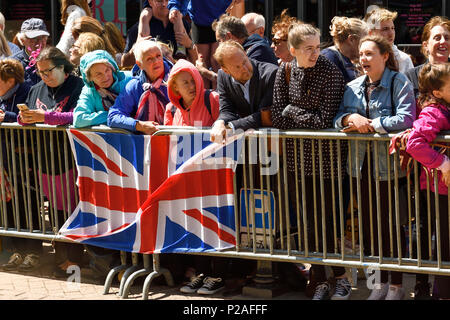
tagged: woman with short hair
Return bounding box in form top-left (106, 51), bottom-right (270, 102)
top-left (73, 50), bottom-right (133, 128)
top-left (18, 46), bottom-right (85, 277)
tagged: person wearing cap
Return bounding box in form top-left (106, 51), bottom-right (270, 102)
top-left (11, 18), bottom-right (49, 86)
top-left (73, 50), bottom-right (133, 128)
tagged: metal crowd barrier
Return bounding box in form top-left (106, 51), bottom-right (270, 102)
top-left (1, 123), bottom-right (450, 288)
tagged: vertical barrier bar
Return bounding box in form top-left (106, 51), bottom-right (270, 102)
top-left (277, 138), bottom-right (284, 250)
top-left (258, 137), bottom-right (267, 249)
top-left (56, 133), bottom-right (67, 223)
top-left (242, 136), bottom-right (251, 248)
top-left (387, 143), bottom-right (394, 258)
top-left (300, 139), bottom-right (308, 257)
top-left (23, 130), bottom-right (33, 232)
top-left (434, 170), bottom-right (442, 269)
top-left (17, 130), bottom-right (29, 229)
top-left (337, 139), bottom-right (345, 260)
top-left (414, 160), bottom-right (422, 267)
top-left (374, 142), bottom-right (383, 263)
top-left (43, 131), bottom-right (54, 231)
top-left (30, 129), bottom-right (42, 231)
top-left (355, 141), bottom-right (363, 261)
top-left (265, 166), bottom-right (274, 254)
top-left (407, 164), bottom-right (413, 259)
top-left (0, 128), bottom-right (7, 228)
top-left (367, 142), bottom-right (374, 256)
top-left (5, 129), bottom-right (17, 227)
top-left (248, 137), bottom-right (257, 253)
top-left (63, 132), bottom-right (72, 218)
top-left (49, 131), bottom-right (59, 231)
top-left (282, 138), bottom-right (291, 255)
top-left (36, 130), bottom-right (46, 233)
top-left (347, 142), bottom-right (355, 254)
top-left (294, 139), bottom-right (301, 252)
top-left (311, 141), bottom-right (319, 252)
top-left (393, 152), bottom-right (402, 265)
top-left (426, 171), bottom-right (432, 259)
top-left (10, 129), bottom-right (20, 230)
top-left (318, 140), bottom-right (327, 258)
top-left (329, 140), bottom-right (337, 254)
top-left (233, 169), bottom-right (240, 252)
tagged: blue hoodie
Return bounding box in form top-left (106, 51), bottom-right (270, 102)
top-left (73, 50), bottom-right (133, 128)
top-left (167, 0), bottom-right (231, 27)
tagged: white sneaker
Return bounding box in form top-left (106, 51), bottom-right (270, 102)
top-left (385, 285), bottom-right (405, 300)
top-left (332, 278), bottom-right (352, 300)
top-left (367, 282), bottom-right (389, 300)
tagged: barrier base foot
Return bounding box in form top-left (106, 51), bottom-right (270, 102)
top-left (142, 267), bottom-right (174, 300)
top-left (242, 283), bottom-right (287, 299)
top-left (103, 264), bottom-right (130, 295)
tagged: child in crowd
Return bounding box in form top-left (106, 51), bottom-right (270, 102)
top-left (164, 58), bottom-right (226, 295)
top-left (406, 63), bottom-right (450, 300)
top-left (164, 58), bottom-right (219, 126)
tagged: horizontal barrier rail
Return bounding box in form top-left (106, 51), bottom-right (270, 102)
top-left (1, 123), bottom-right (450, 276)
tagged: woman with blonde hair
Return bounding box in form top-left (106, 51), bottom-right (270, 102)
top-left (322, 16), bottom-right (368, 83)
top-left (0, 30), bottom-right (12, 59)
top-left (56, 0), bottom-right (92, 55)
top-left (104, 22), bottom-right (126, 66)
top-left (71, 16), bottom-right (117, 57)
top-left (69, 32), bottom-right (106, 67)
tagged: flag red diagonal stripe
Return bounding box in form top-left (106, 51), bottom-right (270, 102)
top-left (183, 209), bottom-right (236, 245)
top-left (70, 129), bottom-right (127, 177)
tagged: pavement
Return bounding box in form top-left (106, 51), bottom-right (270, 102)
top-left (0, 240), bottom-right (425, 301)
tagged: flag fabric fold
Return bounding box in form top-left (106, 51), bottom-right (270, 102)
top-left (59, 129), bottom-right (243, 254)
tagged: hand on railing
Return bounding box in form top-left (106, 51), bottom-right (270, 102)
top-left (341, 113), bottom-right (374, 133)
top-left (19, 109), bottom-right (45, 124)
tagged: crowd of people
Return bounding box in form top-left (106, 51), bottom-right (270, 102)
top-left (0, 0), bottom-right (449, 300)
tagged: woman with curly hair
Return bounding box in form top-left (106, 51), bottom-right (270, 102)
top-left (271, 9), bottom-right (298, 64)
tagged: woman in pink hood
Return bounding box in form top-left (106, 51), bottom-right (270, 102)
top-left (165, 59), bottom-right (219, 126)
top-left (406, 63), bottom-right (450, 299)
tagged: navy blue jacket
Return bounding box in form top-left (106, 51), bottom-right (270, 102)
top-left (243, 34), bottom-right (278, 66)
top-left (11, 49), bottom-right (41, 87)
top-left (217, 59), bottom-right (278, 131)
top-left (0, 82), bottom-right (31, 122)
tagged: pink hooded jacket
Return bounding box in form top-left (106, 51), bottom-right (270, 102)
top-left (406, 103), bottom-right (450, 195)
top-left (164, 59), bottom-right (219, 127)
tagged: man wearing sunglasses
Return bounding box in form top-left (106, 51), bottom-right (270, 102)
top-left (11, 18), bottom-right (49, 86)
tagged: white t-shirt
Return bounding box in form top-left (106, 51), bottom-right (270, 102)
top-left (392, 45), bottom-right (414, 74)
top-left (56, 5), bottom-right (87, 56)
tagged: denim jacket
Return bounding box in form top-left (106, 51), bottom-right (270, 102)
top-left (333, 68), bottom-right (416, 180)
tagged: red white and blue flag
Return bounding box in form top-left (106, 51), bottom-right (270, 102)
top-left (59, 129), bottom-right (243, 253)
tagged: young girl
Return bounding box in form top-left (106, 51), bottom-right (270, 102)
top-left (406, 63), bottom-right (450, 300)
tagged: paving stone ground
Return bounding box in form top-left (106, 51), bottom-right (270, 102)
top-left (0, 242), bottom-right (422, 301)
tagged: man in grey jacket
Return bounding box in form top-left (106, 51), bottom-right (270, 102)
top-left (210, 40), bottom-right (277, 143)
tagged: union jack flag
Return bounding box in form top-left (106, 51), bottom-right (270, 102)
top-left (59, 129), bottom-right (243, 253)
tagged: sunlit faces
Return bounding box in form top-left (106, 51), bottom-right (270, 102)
top-left (433, 75), bottom-right (450, 105)
top-left (69, 39), bottom-right (81, 65)
top-left (136, 46), bottom-right (165, 82)
top-left (172, 71), bottom-right (196, 106)
top-left (289, 34), bottom-right (321, 68)
top-left (88, 63), bottom-right (114, 89)
top-left (424, 25), bottom-right (450, 63)
top-left (221, 47), bottom-right (253, 84)
top-left (22, 35), bottom-right (48, 55)
top-left (359, 40), bottom-right (389, 82)
top-left (271, 30), bottom-right (290, 62)
top-left (370, 20), bottom-right (395, 45)
top-left (0, 77), bottom-right (16, 96)
top-left (36, 59), bottom-right (66, 88)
